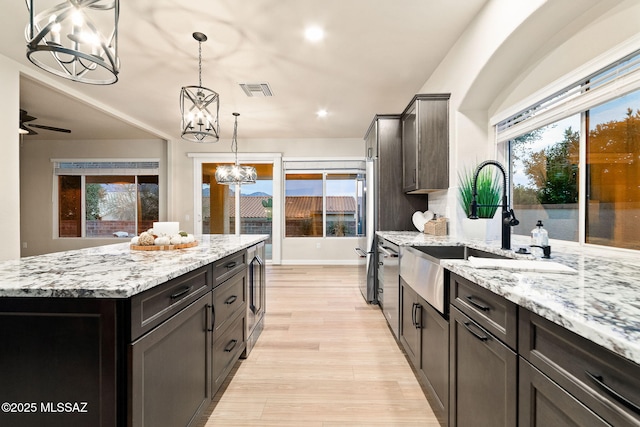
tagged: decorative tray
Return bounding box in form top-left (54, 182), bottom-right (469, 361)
top-left (130, 241), bottom-right (198, 251)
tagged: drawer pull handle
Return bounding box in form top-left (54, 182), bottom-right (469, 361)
top-left (170, 286), bottom-right (191, 300)
top-left (463, 321), bottom-right (488, 341)
top-left (224, 339), bottom-right (238, 353)
top-left (466, 295), bottom-right (490, 311)
top-left (412, 303), bottom-right (422, 329)
top-left (225, 261), bottom-right (237, 269)
top-left (206, 304), bottom-right (213, 332)
top-left (586, 371), bottom-right (640, 415)
top-left (225, 295), bottom-right (238, 305)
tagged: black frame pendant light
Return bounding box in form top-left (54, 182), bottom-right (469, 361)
top-left (215, 113), bottom-right (257, 185)
top-left (25, 0), bottom-right (120, 85)
top-left (180, 32), bottom-right (220, 143)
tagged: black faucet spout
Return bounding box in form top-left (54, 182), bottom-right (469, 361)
top-left (469, 160), bottom-right (518, 250)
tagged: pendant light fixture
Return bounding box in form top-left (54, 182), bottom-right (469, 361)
top-left (215, 113), bottom-right (257, 185)
top-left (180, 32), bottom-right (220, 142)
top-left (25, 0), bottom-right (120, 85)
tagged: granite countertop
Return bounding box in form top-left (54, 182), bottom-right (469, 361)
top-left (0, 234), bottom-right (268, 299)
top-left (378, 231), bottom-right (640, 366)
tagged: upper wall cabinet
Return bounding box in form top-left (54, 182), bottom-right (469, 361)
top-left (401, 94), bottom-right (450, 193)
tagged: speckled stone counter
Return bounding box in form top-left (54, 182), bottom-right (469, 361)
top-left (378, 231), bottom-right (640, 365)
top-left (0, 234), bottom-right (268, 299)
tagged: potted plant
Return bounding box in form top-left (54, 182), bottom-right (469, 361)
top-left (458, 164), bottom-right (502, 240)
top-left (458, 165), bottom-right (502, 218)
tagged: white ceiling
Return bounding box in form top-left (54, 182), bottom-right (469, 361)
top-left (3, 0), bottom-right (488, 141)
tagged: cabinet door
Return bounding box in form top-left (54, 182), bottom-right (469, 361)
top-left (449, 307), bottom-right (517, 427)
top-left (0, 299), bottom-right (119, 427)
top-left (130, 294), bottom-right (210, 427)
top-left (519, 358), bottom-right (608, 427)
top-left (419, 299), bottom-right (449, 420)
top-left (401, 102), bottom-right (418, 192)
top-left (399, 280), bottom-right (420, 366)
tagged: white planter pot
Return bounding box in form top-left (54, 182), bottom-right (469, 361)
top-left (461, 215), bottom-right (501, 242)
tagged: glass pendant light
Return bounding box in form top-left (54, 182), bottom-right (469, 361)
top-left (180, 32), bottom-right (220, 142)
top-left (215, 113), bottom-right (257, 185)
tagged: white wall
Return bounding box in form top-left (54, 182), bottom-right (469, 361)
top-left (170, 137), bottom-right (364, 264)
top-left (0, 56), bottom-right (21, 260)
top-left (11, 0), bottom-right (640, 260)
top-left (418, 0), bottom-right (640, 238)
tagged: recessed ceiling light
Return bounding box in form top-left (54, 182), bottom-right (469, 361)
top-left (304, 26), bottom-right (325, 43)
top-left (316, 109), bottom-right (328, 118)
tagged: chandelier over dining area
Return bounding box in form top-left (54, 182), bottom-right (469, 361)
top-left (25, 0), bottom-right (120, 85)
top-left (215, 113), bottom-right (257, 185)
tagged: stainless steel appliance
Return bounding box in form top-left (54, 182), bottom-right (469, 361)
top-left (400, 246), bottom-right (449, 314)
top-left (243, 241), bottom-right (265, 357)
top-left (378, 238), bottom-right (399, 338)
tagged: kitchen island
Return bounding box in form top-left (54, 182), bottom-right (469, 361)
top-left (0, 234), bottom-right (268, 427)
top-left (378, 231), bottom-right (640, 426)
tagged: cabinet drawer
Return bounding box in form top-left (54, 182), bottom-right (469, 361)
top-left (212, 271), bottom-right (246, 334)
top-left (520, 309), bottom-right (640, 427)
top-left (130, 265), bottom-right (212, 340)
top-left (519, 358), bottom-right (608, 427)
top-left (450, 273), bottom-right (517, 349)
top-left (213, 251), bottom-right (247, 287)
top-left (212, 312), bottom-right (245, 394)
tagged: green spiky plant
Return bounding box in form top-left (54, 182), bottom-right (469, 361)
top-left (458, 165), bottom-right (502, 218)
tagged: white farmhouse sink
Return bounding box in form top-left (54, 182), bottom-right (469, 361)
top-left (467, 256), bottom-right (576, 274)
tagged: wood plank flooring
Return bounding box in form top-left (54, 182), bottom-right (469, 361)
top-left (197, 265), bottom-right (439, 426)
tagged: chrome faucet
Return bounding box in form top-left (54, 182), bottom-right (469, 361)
top-left (468, 160), bottom-right (519, 250)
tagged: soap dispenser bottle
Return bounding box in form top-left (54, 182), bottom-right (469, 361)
top-left (531, 220), bottom-right (548, 246)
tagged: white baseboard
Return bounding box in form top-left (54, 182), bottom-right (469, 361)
top-left (279, 259), bottom-right (362, 266)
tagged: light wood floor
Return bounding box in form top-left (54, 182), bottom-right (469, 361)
top-left (197, 265), bottom-right (439, 426)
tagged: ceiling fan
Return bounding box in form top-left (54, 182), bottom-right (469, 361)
top-left (19, 109), bottom-right (71, 135)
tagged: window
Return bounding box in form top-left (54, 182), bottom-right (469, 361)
top-left (202, 162), bottom-right (274, 259)
top-left (55, 161), bottom-right (159, 238)
top-left (586, 90), bottom-right (640, 249)
top-left (511, 115), bottom-right (581, 241)
top-left (502, 50), bottom-right (640, 250)
top-left (284, 171), bottom-right (361, 238)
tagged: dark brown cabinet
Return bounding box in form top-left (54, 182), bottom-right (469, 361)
top-left (449, 306), bottom-right (517, 427)
top-left (519, 357), bottom-right (609, 426)
top-left (400, 280), bottom-right (421, 364)
top-left (211, 255), bottom-right (247, 396)
top-left (0, 299), bottom-right (121, 427)
top-left (130, 292), bottom-right (211, 427)
top-left (519, 309), bottom-right (640, 427)
top-left (448, 273), bottom-right (517, 427)
top-left (401, 94), bottom-right (450, 194)
top-left (364, 114), bottom-right (426, 231)
top-left (0, 243), bottom-right (265, 427)
top-left (399, 279), bottom-right (449, 424)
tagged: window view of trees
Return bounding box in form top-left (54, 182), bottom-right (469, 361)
top-left (511, 89), bottom-right (640, 249)
top-left (58, 175), bottom-right (159, 238)
top-left (511, 116), bottom-right (580, 241)
top-left (587, 92), bottom-right (640, 250)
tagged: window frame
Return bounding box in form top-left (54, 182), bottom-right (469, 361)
top-left (497, 48), bottom-right (640, 251)
top-left (284, 169), bottom-right (364, 239)
top-left (52, 159), bottom-right (161, 239)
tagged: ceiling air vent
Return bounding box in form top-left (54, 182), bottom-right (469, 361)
top-left (239, 82), bottom-right (273, 97)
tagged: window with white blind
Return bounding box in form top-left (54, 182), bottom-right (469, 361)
top-left (499, 50), bottom-right (640, 250)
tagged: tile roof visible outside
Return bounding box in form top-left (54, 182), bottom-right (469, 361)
top-left (220, 196), bottom-right (356, 218)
